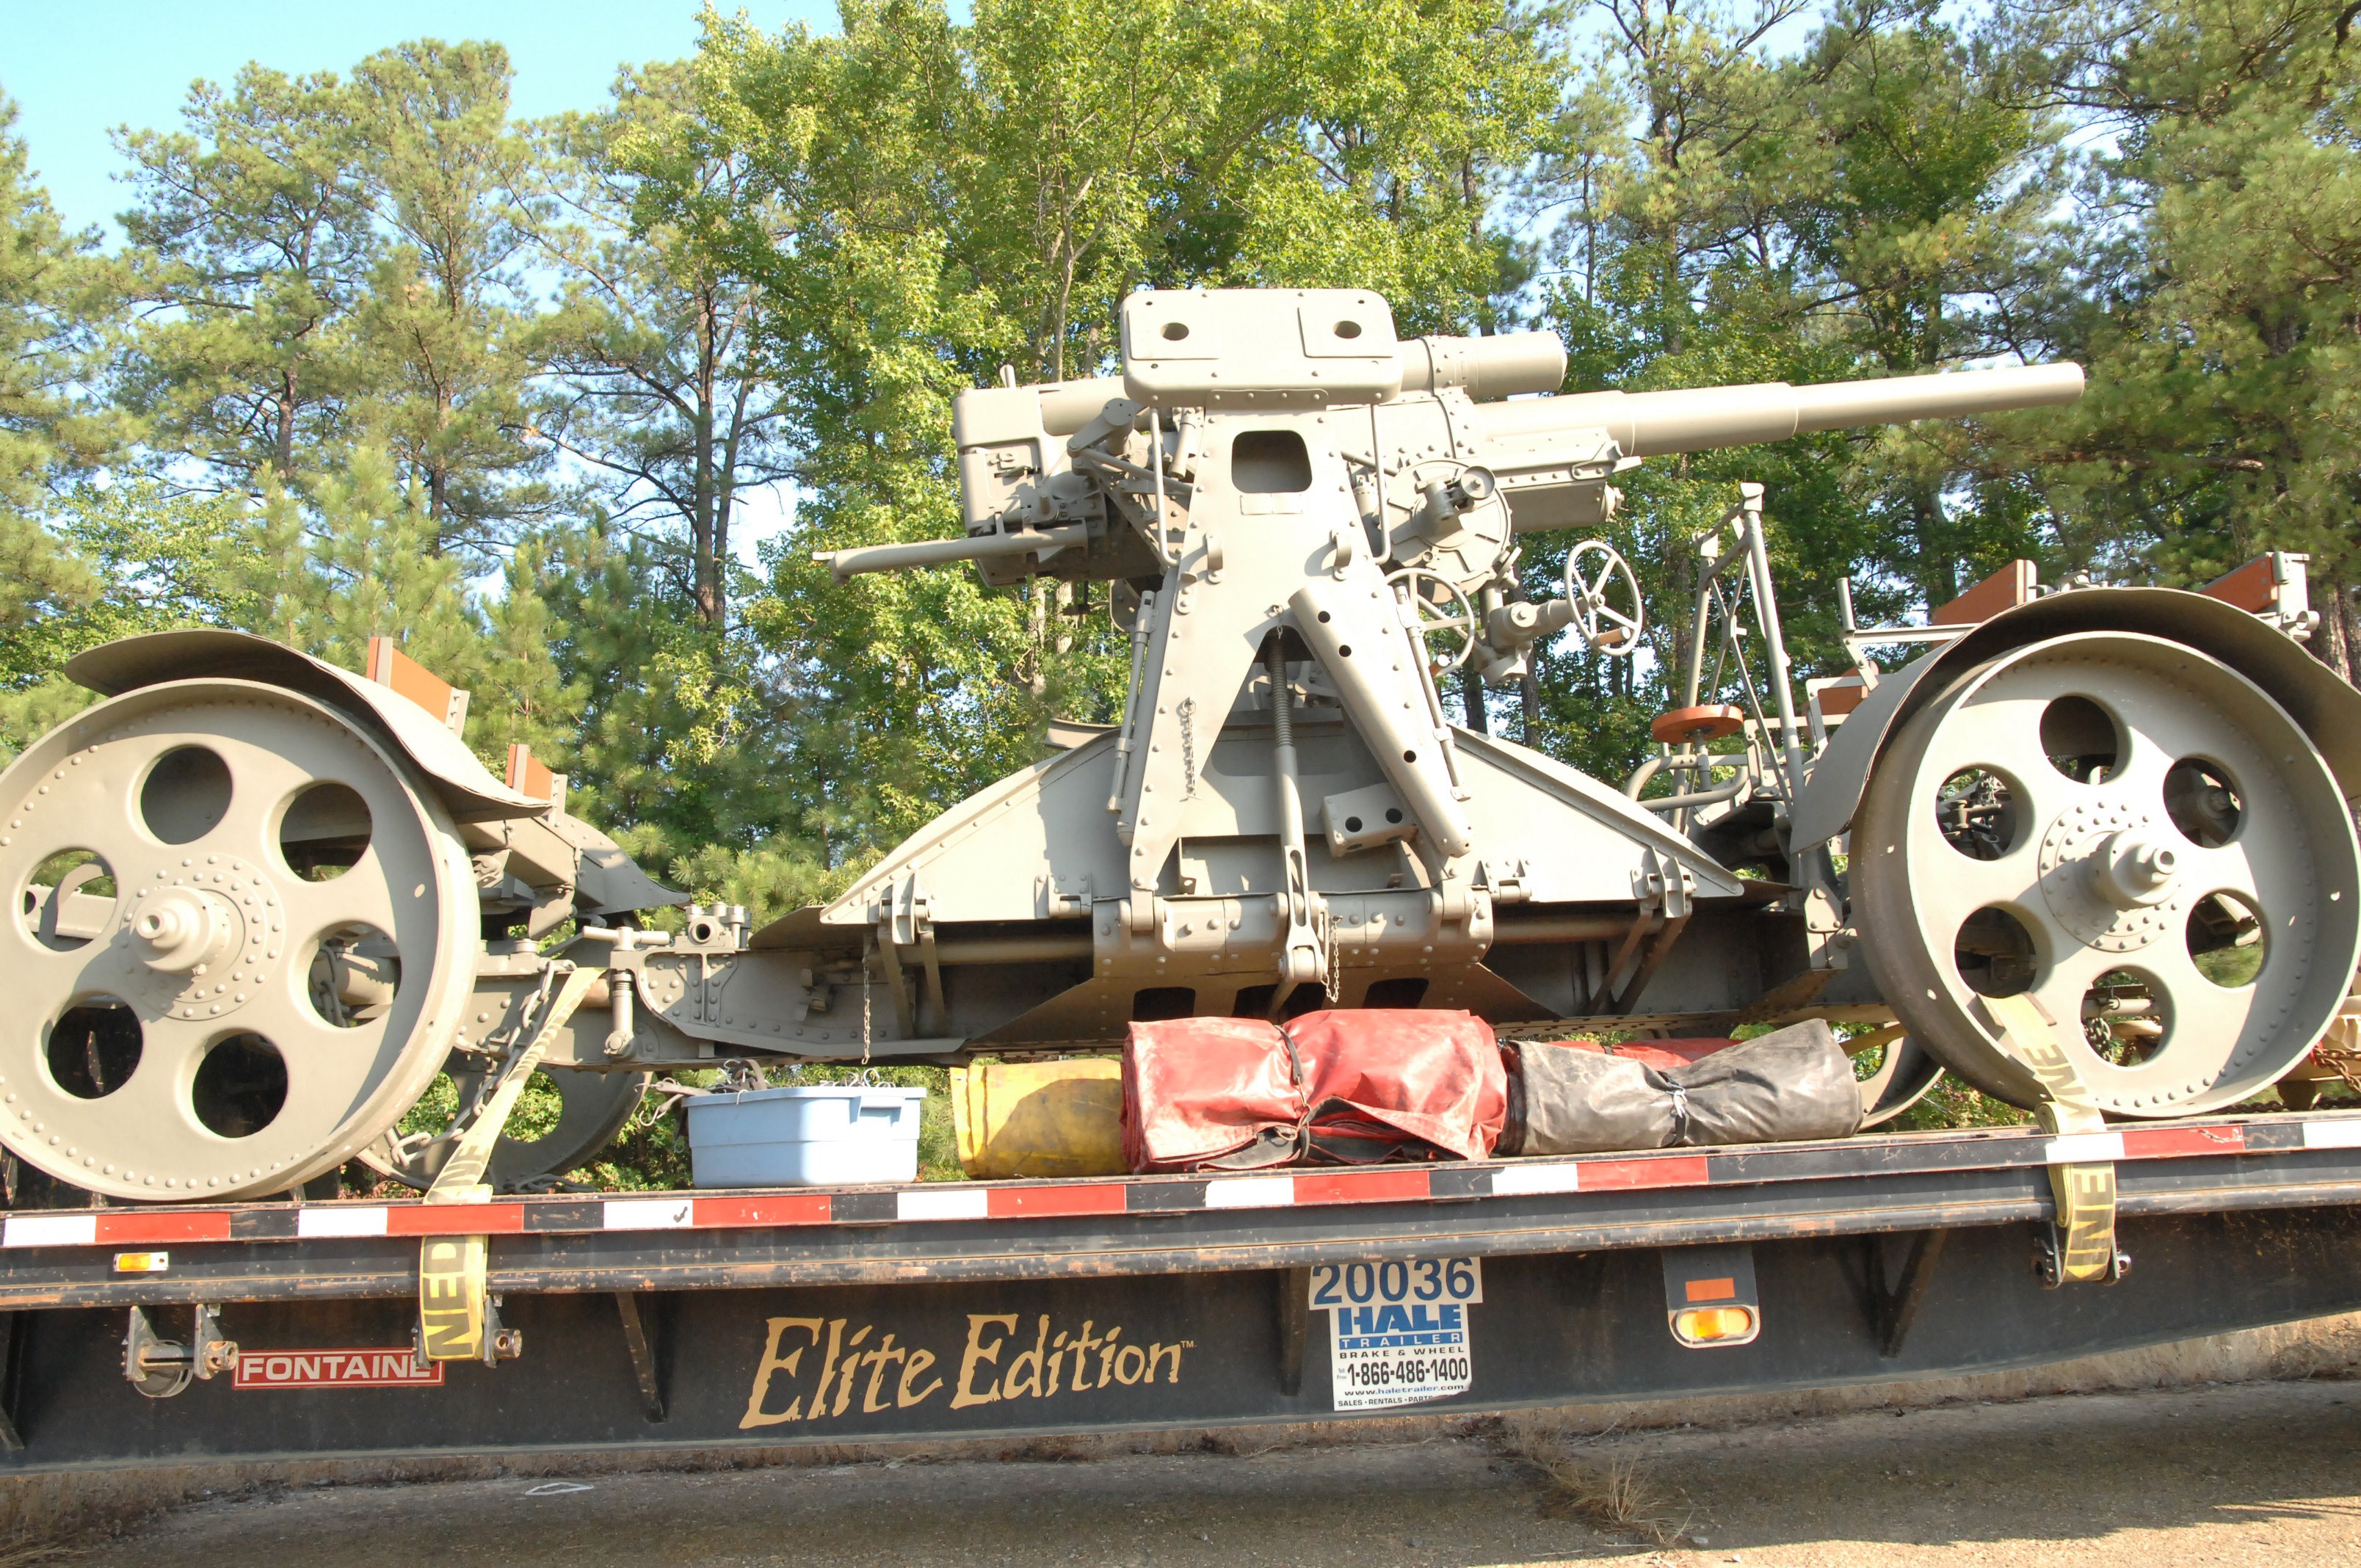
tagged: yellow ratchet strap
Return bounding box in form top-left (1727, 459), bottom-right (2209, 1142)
top-left (1982, 990), bottom-right (2122, 1285)
top-left (418, 964), bottom-right (605, 1361)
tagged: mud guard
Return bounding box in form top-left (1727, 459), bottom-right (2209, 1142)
top-left (1790, 587), bottom-right (2361, 850)
top-left (65, 628), bottom-right (547, 822)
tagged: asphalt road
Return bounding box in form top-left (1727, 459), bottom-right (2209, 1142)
top-left (74, 1374), bottom-right (2361, 1567)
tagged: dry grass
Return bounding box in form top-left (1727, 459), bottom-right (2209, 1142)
top-left (1524, 1440), bottom-right (1708, 1547)
top-left (0, 1528), bottom-right (81, 1568)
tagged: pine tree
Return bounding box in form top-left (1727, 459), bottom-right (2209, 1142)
top-left (115, 65), bottom-right (376, 487)
top-left (347, 40), bottom-right (553, 563)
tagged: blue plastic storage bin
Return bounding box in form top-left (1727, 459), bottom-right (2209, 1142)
top-left (685, 1085), bottom-right (928, 1187)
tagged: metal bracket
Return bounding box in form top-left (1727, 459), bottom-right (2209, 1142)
top-left (1478, 857), bottom-right (1530, 905)
top-left (1042, 874), bottom-right (1095, 918)
top-left (1274, 1268), bottom-right (1311, 1398)
top-left (416, 1292), bottom-right (522, 1368)
top-left (1603, 849), bottom-right (1695, 1011)
top-left (123, 1304), bottom-right (238, 1399)
top-left (0, 1312), bottom-right (21, 1451)
top-left (2032, 1224), bottom-right (2130, 1289)
top-left (873, 874), bottom-right (939, 1037)
top-left (1865, 1229), bottom-right (1950, 1358)
top-left (614, 1291), bottom-right (667, 1422)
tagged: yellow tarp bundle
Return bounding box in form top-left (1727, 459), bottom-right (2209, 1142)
top-left (951, 1059), bottom-right (1126, 1179)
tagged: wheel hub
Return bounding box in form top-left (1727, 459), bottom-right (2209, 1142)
top-left (2038, 804), bottom-right (2185, 954)
top-left (132, 888), bottom-right (236, 974)
top-left (125, 856), bottom-right (286, 1023)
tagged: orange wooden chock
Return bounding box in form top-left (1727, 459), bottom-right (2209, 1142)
top-left (1650, 703), bottom-right (1747, 747)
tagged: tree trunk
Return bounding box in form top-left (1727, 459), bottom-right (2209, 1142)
top-left (1460, 674), bottom-right (1488, 735)
top-left (274, 377), bottom-right (298, 482)
top-left (693, 294), bottom-right (722, 628)
top-left (2335, 583), bottom-right (2360, 687)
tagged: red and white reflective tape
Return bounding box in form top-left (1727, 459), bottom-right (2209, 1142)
top-left (0, 1112), bottom-right (2347, 1253)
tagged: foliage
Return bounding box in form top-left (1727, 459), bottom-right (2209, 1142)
top-left (659, 0), bottom-right (1559, 865)
top-left (1990, 0), bottom-right (2361, 671)
top-left (0, 95), bottom-right (108, 698)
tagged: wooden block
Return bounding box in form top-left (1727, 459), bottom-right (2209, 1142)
top-left (506, 744), bottom-right (553, 799)
top-left (1932, 559), bottom-right (2039, 625)
top-left (365, 636), bottom-right (471, 736)
top-left (504, 744), bottom-right (564, 811)
top-left (1816, 669), bottom-right (1872, 718)
top-left (2202, 555), bottom-right (2280, 614)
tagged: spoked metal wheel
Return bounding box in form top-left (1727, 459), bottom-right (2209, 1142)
top-left (1387, 567), bottom-right (1479, 672)
top-left (1854, 633), bottom-right (2361, 1115)
top-left (0, 680), bottom-right (474, 1199)
top-left (360, 1058), bottom-right (648, 1191)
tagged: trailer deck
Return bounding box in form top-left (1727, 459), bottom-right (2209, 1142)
top-left (0, 1111), bottom-right (2357, 1470)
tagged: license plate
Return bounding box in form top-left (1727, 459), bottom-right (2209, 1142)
top-left (1309, 1257), bottom-right (1481, 1412)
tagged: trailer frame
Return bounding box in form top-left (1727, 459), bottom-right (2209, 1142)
top-left (1, 1110), bottom-right (2359, 1470)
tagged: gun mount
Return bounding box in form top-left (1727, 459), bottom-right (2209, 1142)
top-left (4, 287), bottom-right (2356, 1204)
top-left (792, 289), bottom-right (2083, 1048)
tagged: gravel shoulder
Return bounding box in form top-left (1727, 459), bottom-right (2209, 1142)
top-left (67, 1374), bottom-right (2361, 1567)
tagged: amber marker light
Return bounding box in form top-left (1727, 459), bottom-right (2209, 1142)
top-left (1671, 1304), bottom-right (1760, 1347)
top-left (1662, 1245), bottom-right (1763, 1348)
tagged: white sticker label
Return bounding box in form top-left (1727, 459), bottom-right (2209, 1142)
top-left (1310, 1257), bottom-right (1481, 1412)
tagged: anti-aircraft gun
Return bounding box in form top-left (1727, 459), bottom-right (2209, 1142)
top-left (799, 286), bottom-right (2356, 1124)
top-left (4, 286), bottom-right (2358, 1205)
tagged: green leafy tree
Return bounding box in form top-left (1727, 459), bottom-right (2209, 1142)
top-left (1996, 0), bottom-right (2361, 678)
top-left (536, 59), bottom-right (796, 630)
top-left (0, 92), bottom-right (114, 749)
top-left (1515, 0), bottom-right (2069, 780)
top-left (224, 448), bottom-right (578, 768)
top-left (663, 0), bottom-right (1556, 874)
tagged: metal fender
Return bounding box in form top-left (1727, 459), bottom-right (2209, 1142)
top-left (64, 628), bottom-right (548, 822)
top-left (1790, 587), bottom-right (2361, 850)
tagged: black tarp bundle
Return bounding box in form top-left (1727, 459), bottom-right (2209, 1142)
top-left (1498, 1019), bottom-right (1865, 1156)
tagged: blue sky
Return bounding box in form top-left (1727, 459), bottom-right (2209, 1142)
top-left (3, 1), bottom-right (840, 235)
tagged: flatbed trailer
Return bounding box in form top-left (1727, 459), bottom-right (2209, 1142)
top-left (1, 1108), bottom-right (2360, 1470)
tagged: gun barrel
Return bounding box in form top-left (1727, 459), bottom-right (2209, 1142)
top-left (1477, 362), bottom-right (2084, 457)
top-left (817, 523), bottom-right (1092, 583)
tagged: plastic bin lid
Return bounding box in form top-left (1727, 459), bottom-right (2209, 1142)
top-left (686, 1085), bottom-right (929, 1108)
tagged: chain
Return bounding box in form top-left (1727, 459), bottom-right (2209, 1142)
top-left (2310, 1042), bottom-right (2361, 1097)
top-left (1177, 696), bottom-right (1200, 798)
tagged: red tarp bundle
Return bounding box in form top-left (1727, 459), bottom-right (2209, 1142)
top-left (1122, 1009), bottom-right (1508, 1172)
